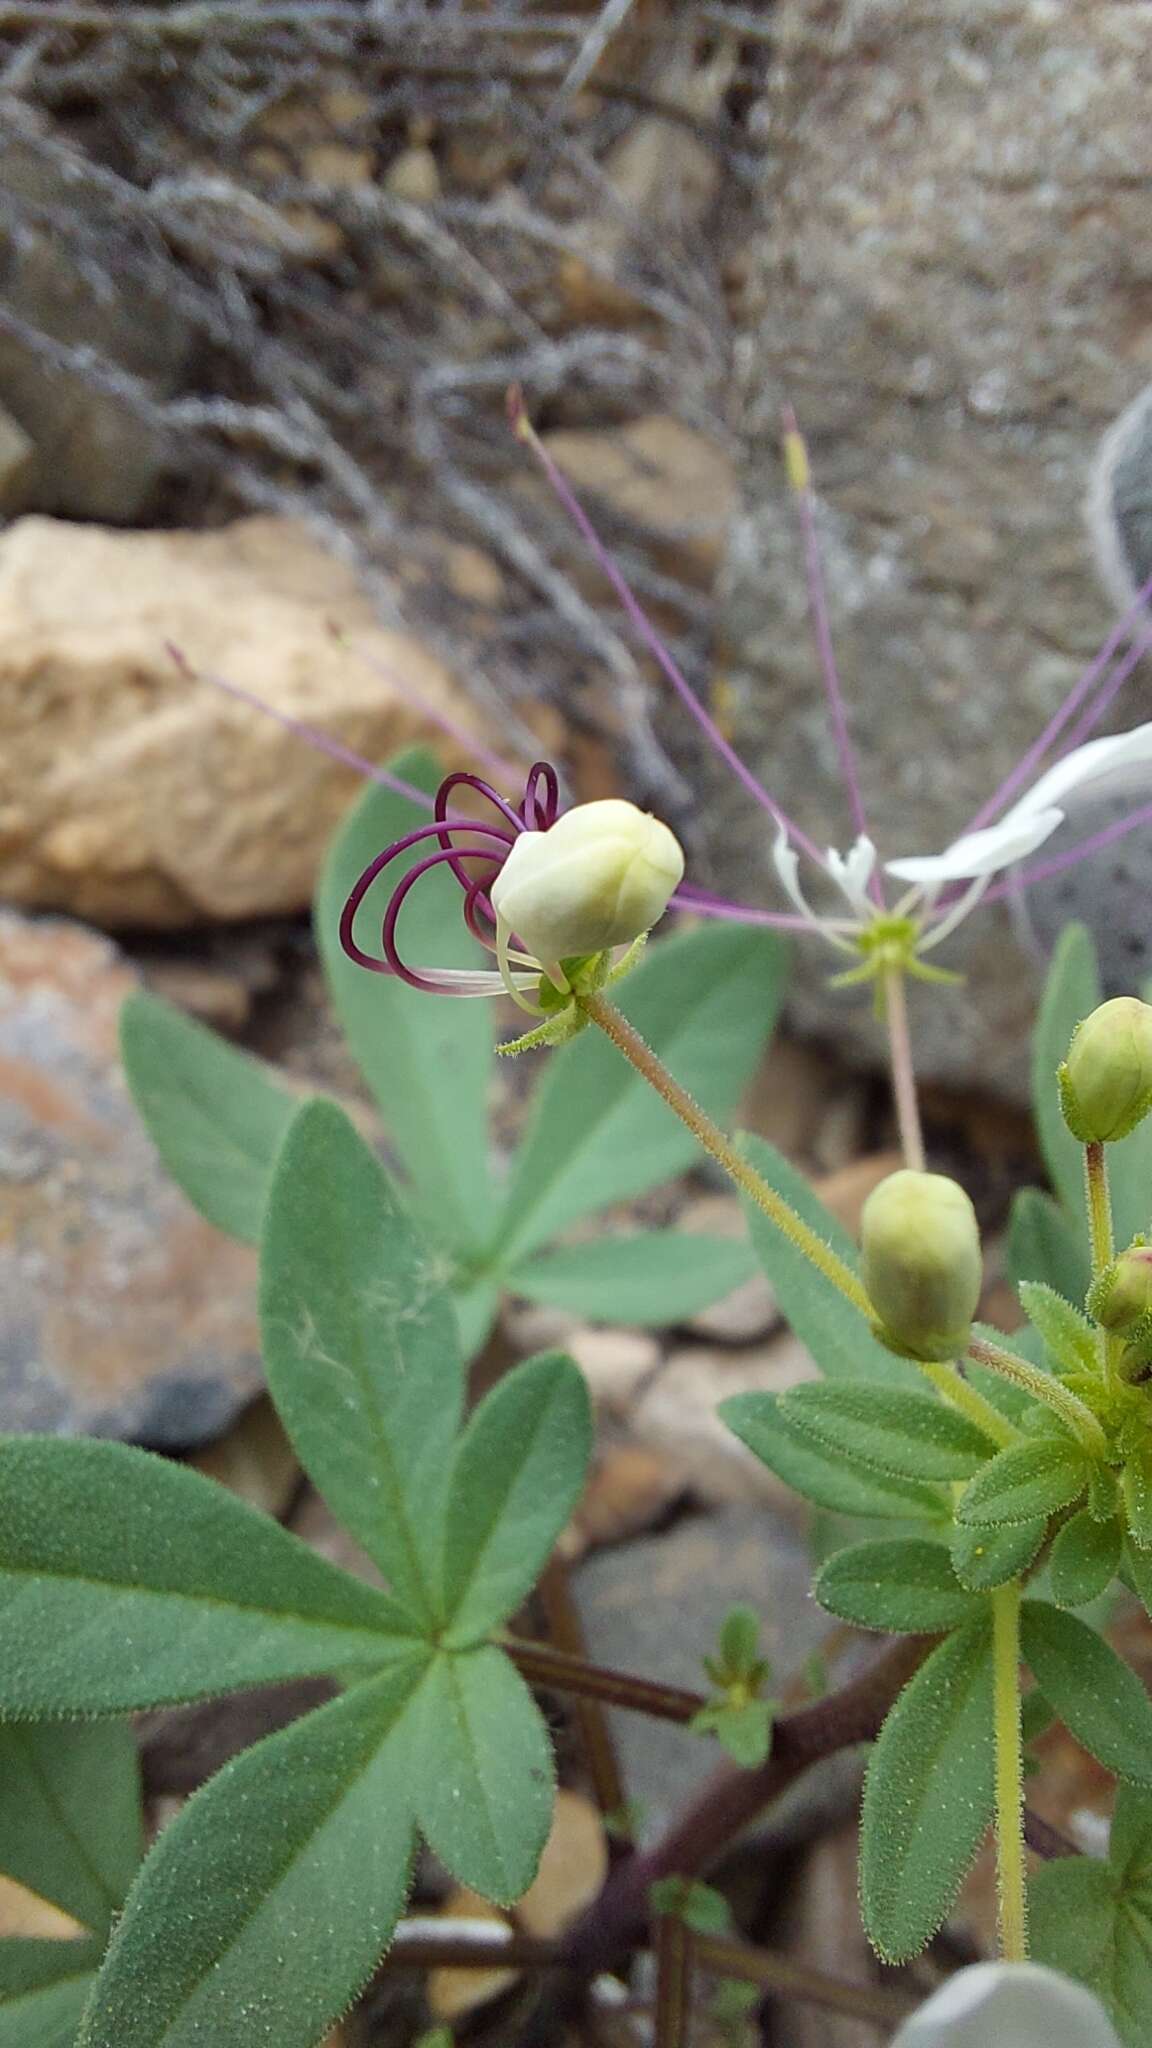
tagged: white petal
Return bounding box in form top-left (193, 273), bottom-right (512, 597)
top-left (892, 1962), bottom-right (1121, 2048)
top-left (885, 807), bottom-right (1064, 887)
top-left (1003, 718), bottom-right (1152, 824)
top-left (771, 829), bottom-right (857, 952)
top-left (826, 835), bottom-right (878, 915)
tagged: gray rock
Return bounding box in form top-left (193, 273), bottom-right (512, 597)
top-left (707, 0), bottom-right (1152, 1101)
top-left (0, 402), bottom-right (32, 511)
top-left (0, 909), bottom-right (264, 1445)
top-left (574, 1504), bottom-right (824, 1835)
top-left (0, 129), bottom-right (192, 520)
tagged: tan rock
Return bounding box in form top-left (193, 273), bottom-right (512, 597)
top-left (630, 1335), bottom-right (818, 1508)
top-left (563, 1324), bottom-right (663, 1413)
top-left (539, 414), bottom-right (735, 589)
top-left (0, 515), bottom-right (483, 926)
top-left (384, 145), bottom-right (442, 207)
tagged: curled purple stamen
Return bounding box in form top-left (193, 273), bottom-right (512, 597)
top-left (340, 816), bottom-right (514, 983)
top-left (522, 761), bottom-right (560, 831)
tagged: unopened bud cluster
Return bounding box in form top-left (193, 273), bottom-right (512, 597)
top-left (860, 1169), bottom-right (983, 1363)
top-left (1089, 1242), bottom-right (1152, 1382)
top-left (491, 798), bottom-right (684, 964)
top-left (1060, 997), bottom-right (1152, 1144)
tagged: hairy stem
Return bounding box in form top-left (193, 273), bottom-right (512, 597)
top-left (992, 1581), bottom-right (1028, 1963)
top-left (1085, 1140), bottom-right (1114, 1275)
top-left (967, 1335), bottom-right (1108, 1458)
top-left (578, 992), bottom-right (871, 1316)
top-left (883, 966), bottom-right (926, 1170)
top-left (504, 1636), bottom-right (705, 1724)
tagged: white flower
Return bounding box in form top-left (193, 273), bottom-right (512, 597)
top-left (772, 720), bottom-right (1152, 977)
top-left (892, 1963), bottom-right (1121, 2048)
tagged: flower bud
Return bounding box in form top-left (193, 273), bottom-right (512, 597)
top-left (491, 800), bottom-right (684, 964)
top-left (860, 1169), bottom-right (982, 1363)
top-left (1061, 996), bottom-right (1152, 1143)
top-left (1089, 1244), bottom-right (1152, 1332)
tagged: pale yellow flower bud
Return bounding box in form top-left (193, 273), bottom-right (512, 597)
top-left (1061, 997), bottom-right (1152, 1143)
top-left (490, 800), bottom-right (684, 964)
top-left (1090, 1244), bottom-right (1152, 1332)
top-left (860, 1169), bottom-right (983, 1363)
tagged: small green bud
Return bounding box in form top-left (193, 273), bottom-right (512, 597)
top-left (860, 1169), bottom-right (982, 1363)
top-left (490, 799), bottom-right (684, 963)
top-left (1089, 1245), bottom-right (1152, 1332)
top-left (1060, 996), bottom-right (1152, 1143)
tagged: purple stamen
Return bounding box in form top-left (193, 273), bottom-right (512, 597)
top-left (982, 798), bottom-right (1152, 907)
top-left (330, 624), bottom-right (521, 785)
top-left (782, 406), bottom-right (880, 901)
top-left (1056, 626), bottom-right (1152, 756)
top-left (509, 390), bottom-right (824, 866)
top-left (433, 767), bottom-right (529, 895)
top-left (671, 882), bottom-right (828, 933)
top-left (168, 644), bottom-right (435, 811)
top-left (962, 566), bottom-right (1152, 835)
top-left (521, 760), bottom-right (560, 831)
top-left (339, 817), bottom-right (514, 980)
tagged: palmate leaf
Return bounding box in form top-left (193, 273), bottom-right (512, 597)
top-left (956, 1438), bottom-right (1089, 1528)
top-left (1050, 1509), bottom-right (1124, 1608)
top-left (0, 1940), bottom-right (104, 2048)
top-left (950, 1514), bottom-right (1049, 1592)
top-left (439, 1352), bottom-right (592, 1645)
top-left (407, 1648), bottom-right (554, 1904)
top-left (260, 1099), bottom-right (464, 1629)
top-left (0, 1437), bottom-right (415, 1716)
top-left (0, 1722), bottom-right (141, 1935)
top-left (722, 1391), bottom-right (948, 1522)
top-left (315, 748), bottom-right (494, 1255)
top-left (1031, 1785), bottom-right (1152, 2047)
top-left (494, 925), bottom-right (786, 1263)
top-left (860, 1619), bottom-right (995, 1962)
top-left (78, 1663), bottom-right (423, 2048)
top-left (735, 1137), bottom-right (921, 1389)
top-left (506, 1233), bottom-right (757, 1326)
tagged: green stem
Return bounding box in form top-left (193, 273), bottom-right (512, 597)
top-left (1085, 1140), bottom-right (1114, 1275)
top-left (966, 1336), bottom-right (1108, 1459)
top-left (578, 991), bottom-right (871, 1317)
top-left (991, 1581), bottom-right (1028, 1963)
top-left (883, 966), bottom-right (926, 1171)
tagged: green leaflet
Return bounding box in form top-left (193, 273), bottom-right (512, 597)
top-left (0, 1437), bottom-right (414, 1715)
top-left (120, 991), bottom-right (298, 1245)
top-left (260, 1099), bottom-right (463, 1626)
top-left (1006, 1187), bottom-right (1092, 1303)
top-left (0, 1722), bottom-right (141, 1935)
top-left (735, 1137), bottom-right (921, 1389)
top-left (1021, 1603), bottom-right (1152, 1788)
top-left (78, 1665), bottom-right (422, 2048)
top-left (0, 1942), bottom-right (103, 2048)
top-left (860, 1619), bottom-right (995, 1962)
top-left (721, 1392), bottom-right (947, 1522)
top-left (439, 1352), bottom-right (592, 1644)
top-left (1123, 1442), bottom-right (1152, 1551)
top-left (778, 1382), bottom-right (998, 1482)
top-left (495, 925), bottom-right (785, 1262)
top-left (1019, 1281), bottom-right (1098, 1376)
top-left (956, 1438), bottom-right (1089, 1528)
top-left (316, 749), bottom-right (493, 1254)
top-left (1050, 1510), bottom-right (1124, 1608)
top-left (408, 1648), bottom-right (553, 1904)
top-left (815, 1539), bottom-right (983, 1634)
top-left (950, 1515), bottom-right (1049, 1592)
top-left (1031, 1785), bottom-right (1152, 2047)
top-left (506, 1233), bottom-right (757, 1326)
